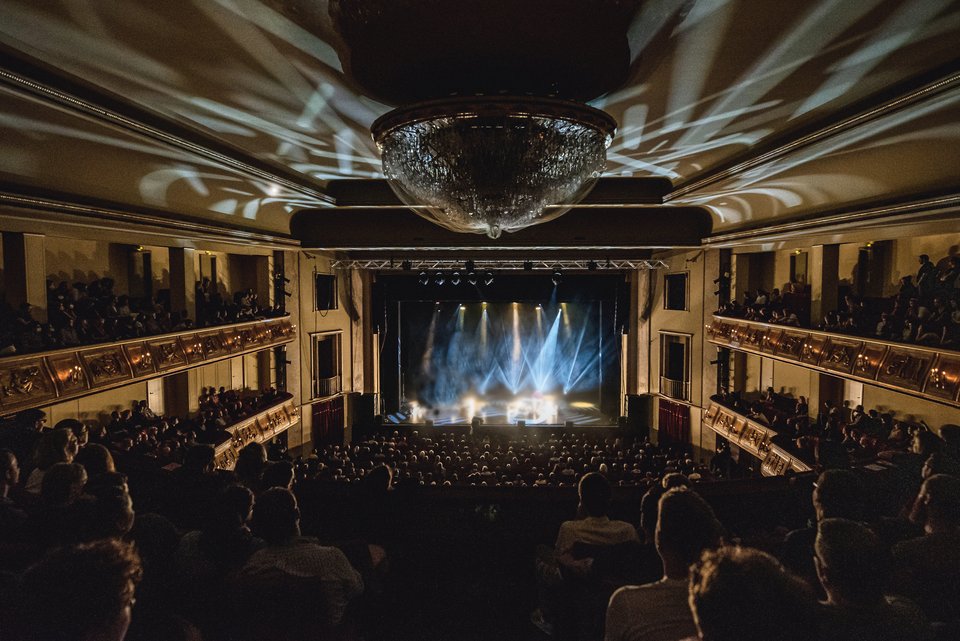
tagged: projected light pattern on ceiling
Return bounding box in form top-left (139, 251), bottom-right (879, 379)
top-left (0, 0), bottom-right (958, 232)
top-left (401, 301), bottom-right (608, 423)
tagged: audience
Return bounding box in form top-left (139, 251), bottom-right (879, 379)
top-left (688, 546), bottom-right (820, 641)
top-left (605, 488), bottom-right (723, 641)
top-left (0, 276), bottom-right (287, 357)
top-left (815, 518), bottom-right (925, 641)
top-left (2, 397), bottom-right (958, 640)
top-left (16, 539), bottom-right (142, 641)
top-left (716, 253), bottom-right (960, 349)
top-left (242, 487), bottom-right (364, 628)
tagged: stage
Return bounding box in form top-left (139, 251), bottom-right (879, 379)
top-left (385, 395), bottom-right (614, 426)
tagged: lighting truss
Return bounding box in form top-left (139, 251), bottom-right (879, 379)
top-left (330, 259), bottom-right (669, 271)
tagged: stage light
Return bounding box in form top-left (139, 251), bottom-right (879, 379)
top-left (483, 271), bottom-right (494, 286)
top-left (467, 270), bottom-right (478, 285)
top-left (434, 271), bottom-right (445, 285)
top-left (459, 305), bottom-right (466, 310)
top-left (587, 260), bottom-right (598, 271)
top-left (523, 261), bottom-right (533, 271)
top-left (401, 260), bottom-right (412, 271)
top-left (418, 270), bottom-right (430, 285)
top-left (450, 271), bottom-right (462, 285)
top-left (552, 268), bottom-right (563, 286)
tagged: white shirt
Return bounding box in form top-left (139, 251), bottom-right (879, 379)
top-left (605, 578), bottom-right (697, 641)
top-left (555, 515), bottom-right (638, 556)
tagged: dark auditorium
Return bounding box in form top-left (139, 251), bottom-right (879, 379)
top-left (2, 2), bottom-right (960, 640)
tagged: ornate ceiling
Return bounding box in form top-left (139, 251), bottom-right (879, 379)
top-left (0, 0), bottom-right (958, 251)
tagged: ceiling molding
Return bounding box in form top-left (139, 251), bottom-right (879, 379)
top-left (702, 193), bottom-right (960, 248)
top-left (0, 50), bottom-right (335, 205)
top-left (0, 190), bottom-right (300, 250)
top-left (668, 63), bottom-right (960, 201)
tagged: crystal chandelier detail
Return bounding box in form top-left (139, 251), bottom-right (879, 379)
top-left (371, 97), bottom-right (616, 239)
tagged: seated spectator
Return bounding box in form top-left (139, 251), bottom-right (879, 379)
top-left (781, 470), bottom-right (866, 594)
top-left (891, 474), bottom-right (960, 623)
top-left (17, 539), bottom-right (142, 641)
top-left (234, 442), bottom-right (268, 492)
top-left (688, 546), bottom-right (819, 641)
top-left (24, 427), bottom-right (79, 495)
top-left (555, 473), bottom-right (639, 569)
top-left (815, 518), bottom-right (926, 641)
top-left (605, 488), bottom-right (723, 641)
top-left (242, 488), bottom-right (363, 628)
top-left (0, 449), bottom-right (26, 542)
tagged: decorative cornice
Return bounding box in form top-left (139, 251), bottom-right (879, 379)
top-left (701, 194), bottom-right (960, 247)
top-left (0, 63), bottom-right (334, 205)
top-left (0, 191), bottom-right (301, 249)
top-left (668, 68), bottom-right (960, 201)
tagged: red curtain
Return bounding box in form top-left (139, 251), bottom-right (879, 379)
top-left (311, 395), bottom-right (345, 446)
top-left (658, 398), bottom-right (690, 444)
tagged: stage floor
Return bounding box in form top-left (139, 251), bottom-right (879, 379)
top-left (386, 396), bottom-right (613, 426)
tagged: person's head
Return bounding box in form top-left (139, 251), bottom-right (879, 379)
top-left (16, 408), bottom-right (46, 432)
top-left (205, 484), bottom-right (255, 534)
top-left (54, 418), bottom-right (88, 447)
top-left (19, 539), bottom-right (142, 641)
top-left (86, 483), bottom-right (136, 540)
top-left (235, 442), bottom-right (267, 485)
top-left (661, 472), bottom-right (691, 490)
top-left (814, 518), bottom-right (888, 607)
top-left (74, 443), bottom-right (116, 478)
top-left (577, 472), bottom-right (612, 517)
top-left (812, 469), bottom-right (865, 522)
top-left (689, 546), bottom-right (817, 641)
top-left (639, 485), bottom-right (663, 542)
top-left (365, 464), bottom-right (394, 492)
top-left (41, 462), bottom-right (87, 506)
top-left (251, 487), bottom-right (300, 545)
top-left (261, 460), bottom-right (295, 491)
top-left (920, 254), bottom-right (930, 264)
top-left (33, 427), bottom-right (79, 470)
top-left (0, 448), bottom-right (19, 490)
top-left (655, 488), bottom-right (723, 578)
top-left (912, 474), bottom-right (960, 533)
top-left (183, 444), bottom-right (216, 474)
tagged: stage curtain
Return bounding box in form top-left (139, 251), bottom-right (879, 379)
top-left (658, 398), bottom-right (690, 444)
top-left (311, 395), bottom-right (345, 445)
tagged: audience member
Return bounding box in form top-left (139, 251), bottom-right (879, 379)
top-left (688, 546), bottom-right (819, 641)
top-left (605, 488), bottom-right (723, 641)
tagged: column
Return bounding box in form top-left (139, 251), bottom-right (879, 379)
top-left (168, 247), bottom-right (197, 320)
top-left (3, 232), bottom-right (47, 322)
top-left (809, 244), bottom-right (839, 326)
top-left (627, 268), bottom-right (652, 395)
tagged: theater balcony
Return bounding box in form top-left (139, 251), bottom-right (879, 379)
top-left (214, 397), bottom-right (300, 470)
top-left (0, 317), bottom-right (296, 415)
top-left (706, 316), bottom-right (960, 409)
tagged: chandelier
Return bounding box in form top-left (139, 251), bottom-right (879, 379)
top-left (371, 96), bottom-right (616, 239)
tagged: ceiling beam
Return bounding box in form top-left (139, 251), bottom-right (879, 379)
top-left (290, 205), bottom-right (711, 251)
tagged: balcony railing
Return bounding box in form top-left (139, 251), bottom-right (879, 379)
top-left (706, 316), bottom-right (960, 409)
top-left (214, 398), bottom-right (300, 470)
top-left (660, 376), bottom-right (690, 401)
top-left (0, 317), bottom-right (296, 415)
top-left (315, 375), bottom-right (342, 399)
top-left (702, 401), bottom-right (813, 477)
